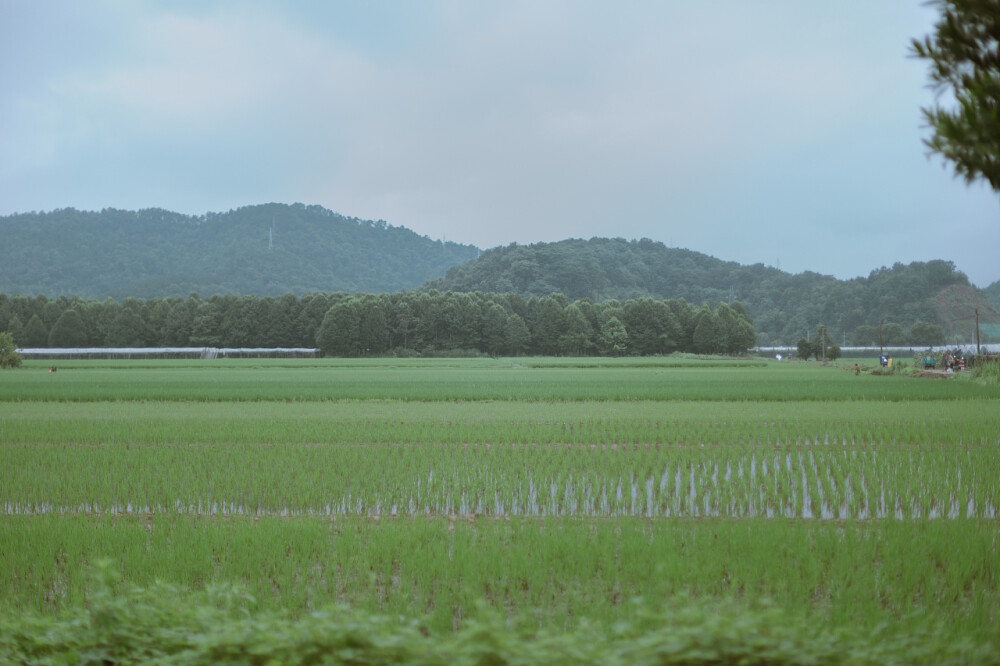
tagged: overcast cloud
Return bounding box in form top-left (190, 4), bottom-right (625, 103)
top-left (2, 0), bottom-right (998, 286)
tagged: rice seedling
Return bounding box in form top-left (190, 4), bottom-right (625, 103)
top-left (3, 437), bottom-right (997, 521)
top-left (1, 514), bottom-right (996, 641)
top-left (1, 357), bottom-right (997, 655)
top-left (6, 357), bottom-right (1000, 402)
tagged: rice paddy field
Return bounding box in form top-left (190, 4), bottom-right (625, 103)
top-left (2, 356), bottom-right (999, 664)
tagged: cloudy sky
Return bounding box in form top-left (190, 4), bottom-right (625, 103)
top-left (2, 0), bottom-right (998, 286)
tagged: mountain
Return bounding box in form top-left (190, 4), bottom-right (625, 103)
top-left (422, 238), bottom-right (1000, 345)
top-left (985, 280), bottom-right (1000, 311)
top-left (0, 204), bottom-right (480, 299)
top-left (3, 207), bottom-right (996, 346)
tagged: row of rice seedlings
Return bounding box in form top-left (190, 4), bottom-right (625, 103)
top-left (2, 515), bottom-right (997, 638)
top-left (8, 361), bottom-right (1000, 403)
top-left (5, 440), bottom-right (998, 520)
top-left (4, 399), bottom-right (1000, 446)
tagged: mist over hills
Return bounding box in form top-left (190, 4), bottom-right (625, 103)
top-left (2, 205), bottom-right (997, 345)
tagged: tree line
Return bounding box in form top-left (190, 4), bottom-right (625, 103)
top-left (850, 322), bottom-right (945, 347)
top-left (424, 239), bottom-right (992, 345)
top-left (0, 291), bottom-right (757, 357)
top-left (6, 206), bottom-right (996, 347)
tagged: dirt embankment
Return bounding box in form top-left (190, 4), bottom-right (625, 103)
top-left (913, 370), bottom-right (954, 379)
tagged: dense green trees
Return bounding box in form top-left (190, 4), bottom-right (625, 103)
top-left (559, 304), bottom-right (594, 356)
top-left (22, 314), bottom-right (48, 347)
top-left (986, 280), bottom-right (1000, 310)
top-left (0, 204), bottom-right (479, 300)
top-left (3, 208), bottom-right (992, 348)
top-left (621, 298), bottom-right (679, 355)
top-left (692, 306), bottom-right (721, 354)
top-left (880, 323), bottom-right (907, 346)
top-left (909, 321), bottom-right (946, 346)
top-left (1, 234), bottom-right (991, 350)
top-left (5, 314), bottom-right (23, 347)
top-left (4, 278), bottom-right (980, 356)
top-left (505, 313), bottom-right (532, 356)
top-left (796, 326), bottom-right (841, 361)
top-left (189, 302), bottom-right (222, 347)
top-left (852, 325), bottom-right (879, 347)
top-left (316, 302), bottom-right (361, 356)
top-left (427, 240), bottom-right (987, 344)
top-left (852, 320), bottom-right (947, 348)
top-left (599, 317), bottom-right (629, 356)
top-left (0, 291), bottom-right (757, 357)
top-left (0, 331), bottom-right (21, 368)
top-left (305, 292), bottom-right (756, 357)
top-left (47, 310), bottom-right (88, 347)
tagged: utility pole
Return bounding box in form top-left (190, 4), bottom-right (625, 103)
top-left (879, 322), bottom-right (883, 357)
top-left (976, 308), bottom-right (980, 355)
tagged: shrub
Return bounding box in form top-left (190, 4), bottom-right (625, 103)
top-left (973, 358), bottom-right (1000, 385)
top-left (2, 566), bottom-right (995, 666)
top-left (0, 331), bottom-right (23, 369)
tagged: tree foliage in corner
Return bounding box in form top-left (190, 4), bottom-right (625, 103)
top-left (911, 0), bottom-right (1000, 190)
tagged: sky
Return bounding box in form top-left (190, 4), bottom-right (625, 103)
top-left (2, 1), bottom-right (998, 287)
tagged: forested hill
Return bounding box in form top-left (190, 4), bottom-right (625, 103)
top-left (423, 238), bottom-right (1000, 345)
top-left (4, 208), bottom-right (997, 346)
top-left (985, 280), bottom-right (1000, 311)
top-left (0, 204), bottom-right (480, 299)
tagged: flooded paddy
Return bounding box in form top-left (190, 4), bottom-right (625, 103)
top-left (2, 357), bottom-right (998, 650)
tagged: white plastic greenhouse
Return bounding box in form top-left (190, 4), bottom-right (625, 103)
top-left (16, 347), bottom-right (321, 359)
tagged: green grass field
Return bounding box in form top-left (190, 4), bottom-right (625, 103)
top-left (1, 356), bottom-right (998, 663)
top-left (5, 356), bottom-right (998, 401)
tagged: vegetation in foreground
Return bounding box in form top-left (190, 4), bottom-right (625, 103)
top-left (1, 358), bottom-right (997, 661)
top-left (3, 561), bottom-right (995, 666)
